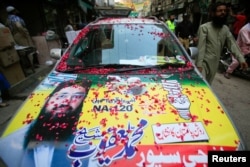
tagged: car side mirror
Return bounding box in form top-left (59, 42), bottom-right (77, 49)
top-left (50, 48), bottom-right (62, 60)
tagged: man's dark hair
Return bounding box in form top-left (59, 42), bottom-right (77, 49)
top-left (24, 79), bottom-right (92, 148)
top-left (210, 1), bottom-right (227, 13)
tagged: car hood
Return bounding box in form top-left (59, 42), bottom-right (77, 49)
top-left (0, 70), bottom-right (243, 167)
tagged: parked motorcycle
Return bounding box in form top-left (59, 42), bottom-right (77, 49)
top-left (219, 47), bottom-right (250, 80)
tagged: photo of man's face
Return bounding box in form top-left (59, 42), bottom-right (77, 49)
top-left (45, 85), bottom-right (86, 115)
top-left (24, 80), bottom-right (92, 146)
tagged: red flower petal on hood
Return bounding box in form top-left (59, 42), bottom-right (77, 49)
top-left (203, 119), bottom-right (212, 126)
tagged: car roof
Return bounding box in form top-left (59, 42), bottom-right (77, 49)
top-left (89, 17), bottom-right (163, 25)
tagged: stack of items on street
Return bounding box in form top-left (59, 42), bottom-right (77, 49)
top-left (0, 26), bottom-right (25, 86)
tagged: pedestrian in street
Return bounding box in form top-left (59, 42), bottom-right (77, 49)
top-left (0, 22), bottom-right (12, 105)
top-left (175, 13), bottom-right (196, 50)
top-left (64, 19), bottom-right (74, 32)
top-left (224, 9), bottom-right (250, 79)
top-left (195, 2), bottom-right (248, 84)
top-left (158, 16), bottom-right (165, 22)
top-left (0, 73), bottom-right (10, 107)
top-left (6, 6), bottom-right (34, 47)
top-left (166, 14), bottom-right (176, 33)
top-left (230, 7), bottom-right (246, 39)
top-left (6, 6), bottom-right (39, 67)
top-left (222, 7), bottom-right (247, 79)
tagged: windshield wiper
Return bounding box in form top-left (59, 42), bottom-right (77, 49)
top-left (58, 63), bottom-right (190, 73)
top-left (59, 64), bottom-right (141, 73)
top-left (108, 63), bottom-right (188, 74)
top-left (108, 65), bottom-right (159, 74)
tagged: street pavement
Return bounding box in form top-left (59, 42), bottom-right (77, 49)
top-left (211, 72), bottom-right (250, 150)
top-left (0, 68), bottom-right (249, 150)
top-left (0, 64), bottom-right (54, 135)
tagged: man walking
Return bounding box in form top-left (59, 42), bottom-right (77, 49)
top-left (166, 14), bottom-right (176, 33)
top-left (175, 13), bottom-right (196, 50)
top-left (195, 2), bottom-right (248, 84)
top-left (6, 6), bottom-right (39, 66)
top-left (6, 6), bottom-right (34, 46)
top-left (224, 9), bottom-right (250, 78)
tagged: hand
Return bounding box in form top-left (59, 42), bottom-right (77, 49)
top-left (240, 62), bottom-right (248, 71)
top-left (197, 67), bottom-right (202, 73)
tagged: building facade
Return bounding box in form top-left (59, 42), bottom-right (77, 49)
top-left (0, 0), bottom-right (95, 44)
top-left (150, 0), bottom-right (245, 33)
top-left (0, 0), bottom-right (247, 44)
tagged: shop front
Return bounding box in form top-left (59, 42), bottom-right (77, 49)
top-left (0, 0), bottom-right (95, 86)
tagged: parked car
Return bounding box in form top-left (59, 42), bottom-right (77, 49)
top-left (0, 16), bottom-right (246, 167)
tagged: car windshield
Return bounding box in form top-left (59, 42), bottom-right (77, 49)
top-left (56, 19), bottom-right (191, 73)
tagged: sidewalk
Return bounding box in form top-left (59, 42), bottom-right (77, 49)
top-left (0, 64), bottom-right (55, 135)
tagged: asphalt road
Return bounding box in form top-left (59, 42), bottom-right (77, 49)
top-left (212, 72), bottom-right (250, 150)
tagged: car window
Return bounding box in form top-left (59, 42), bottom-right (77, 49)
top-left (59, 21), bottom-right (188, 71)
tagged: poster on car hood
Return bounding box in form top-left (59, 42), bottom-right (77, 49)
top-left (0, 72), bottom-right (240, 167)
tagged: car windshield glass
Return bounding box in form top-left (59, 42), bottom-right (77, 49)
top-left (57, 21), bottom-right (188, 72)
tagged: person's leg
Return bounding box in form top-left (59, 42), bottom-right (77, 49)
top-left (1, 89), bottom-right (10, 100)
top-left (183, 38), bottom-right (189, 51)
top-left (0, 91), bottom-right (2, 104)
top-left (201, 63), bottom-right (216, 85)
top-left (0, 91), bottom-right (9, 107)
top-left (200, 65), bottom-right (212, 84)
top-left (178, 37), bottom-right (184, 47)
top-left (224, 55), bottom-right (239, 79)
top-left (0, 73), bottom-right (11, 101)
